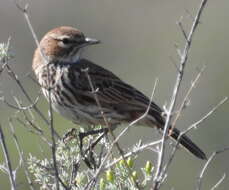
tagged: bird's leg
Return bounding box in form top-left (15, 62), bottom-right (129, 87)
top-left (85, 128), bottom-right (109, 152)
top-left (78, 128), bottom-right (108, 169)
top-left (78, 128), bottom-right (108, 151)
top-left (86, 124), bottom-right (118, 153)
top-left (62, 128), bottom-right (78, 143)
top-left (63, 127), bottom-right (109, 152)
top-left (63, 127), bottom-right (109, 169)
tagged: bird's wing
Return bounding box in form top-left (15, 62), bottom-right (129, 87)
top-left (68, 59), bottom-right (163, 114)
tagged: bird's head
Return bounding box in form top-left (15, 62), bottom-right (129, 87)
top-left (33, 26), bottom-right (100, 69)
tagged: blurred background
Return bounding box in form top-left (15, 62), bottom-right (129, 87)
top-left (0, 0), bottom-right (229, 189)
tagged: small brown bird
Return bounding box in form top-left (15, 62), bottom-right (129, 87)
top-left (33, 26), bottom-right (206, 160)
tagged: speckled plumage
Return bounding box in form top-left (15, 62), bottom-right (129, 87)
top-left (33, 26), bottom-right (207, 160)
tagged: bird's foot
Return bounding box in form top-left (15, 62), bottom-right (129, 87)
top-left (78, 128), bottom-right (108, 169)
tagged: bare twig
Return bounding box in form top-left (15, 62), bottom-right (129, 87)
top-left (169, 56), bottom-right (179, 73)
top-left (9, 120), bottom-right (35, 190)
top-left (162, 97), bottom-right (228, 181)
top-left (13, 97), bottom-right (43, 133)
top-left (0, 124), bottom-right (16, 190)
top-left (153, 0), bottom-right (209, 189)
top-left (210, 173), bottom-right (226, 190)
top-left (5, 64), bottom-right (61, 137)
top-left (12, 2), bottom-right (60, 138)
top-left (15, 117), bottom-right (51, 145)
top-left (0, 37), bottom-right (11, 76)
top-left (177, 16), bottom-right (188, 41)
top-left (171, 65), bottom-right (206, 129)
top-left (14, 2), bottom-right (64, 189)
top-left (0, 91), bottom-right (41, 111)
top-left (47, 67), bottom-right (60, 190)
top-left (105, 139), bottom-right (161, 170)
top-left (197, 147), bottom-right (229, 190)
top-left (183, 97), bottom-right (227, 134)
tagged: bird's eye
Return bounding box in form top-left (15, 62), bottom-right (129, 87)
top-left (62, 38), bottom-right (70, 44)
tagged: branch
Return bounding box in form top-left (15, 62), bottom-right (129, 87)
top-left (171, 65), bottom-right (206, 129)
top-left (153, 0), bottom-right (209, 189)
top-left (15, 2), bottom-right (63, 189)
top-left (210, 173), bottom-right (226, 190)
top-left (9, 120), bottom-right (35, 190)
top-left (105, 139), bottom-right (161, 170)
top-left (0, 124), bottom-right (16, 190)
top-left (197, 147), bottom-right (229, 190)
top-left (161, 97), bottom-right (228, 180)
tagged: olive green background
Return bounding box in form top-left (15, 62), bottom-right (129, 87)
top-left (0, 0), bottom-right (229, 189)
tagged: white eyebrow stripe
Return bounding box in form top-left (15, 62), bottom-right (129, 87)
top-left (49, 33), bottom-right (71, 40)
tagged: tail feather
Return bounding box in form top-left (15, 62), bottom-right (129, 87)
top-left (171, 128), bottom-right (207, 160)
top-left (142, 103), bottom-right (206, 159)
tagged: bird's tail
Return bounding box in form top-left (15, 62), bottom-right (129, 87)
top-left (170, 128), bottom-right (207, 160)
top-left (136, 104), bottom-right (206, 159)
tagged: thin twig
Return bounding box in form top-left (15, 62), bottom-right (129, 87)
top-left (0, 37), bottom-right (11, 76)
top-left (47, 62), bottom-right (60, 190)
top-left (1, 91), bottom-right (42, 111)
top-left (162, 97), bottom-right (228, 181)
top-left (15, 117), bottom-right (51, 145)
top-left (13, 98), bottom-right (43, 133)
top-left (177, 16), bottom-right (188, 41)
top-left (171, 65), bottom-right (206, 130)
top-left (105, 139), bottom-right (161, 170)
top-left (183, 97), bottom-right (227, 134)
top-left (13, 2), bottom-right (60, 138)
top-left (197, 147), bottom-right (229, 190)
top-left (153, 0), bottom-right (209, 189)
top-left (5, 63), bottom-right (61, 138)
top-left (14, 2), bottom-right (64, 189)
top-left (0, 124), bottom-right (16, 190)
top-left (210, 173), bottom-right (226, 190)
top-left (9, 120), bottom-right (35, 190)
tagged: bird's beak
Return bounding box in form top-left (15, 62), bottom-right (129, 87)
top-left (84, 37), bottom-right (100, 45)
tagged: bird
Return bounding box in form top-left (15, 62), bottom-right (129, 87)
top-left (32, 26), bottom-right (207, 160)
